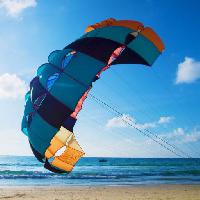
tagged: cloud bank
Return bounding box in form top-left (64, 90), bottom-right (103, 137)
top-left (162, 127), bottom-right (200, 144)
top-left (0, 0), bottom-right (37, 17)
top-left (176, 57), bottom-right (200, 84)
top-left (106, 114), bottom-right (173, 130)
top-left (0, 73), bottom-right (27, 99)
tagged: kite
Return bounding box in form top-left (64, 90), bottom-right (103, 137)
top-left (21, 18), bottom-right (164, 173)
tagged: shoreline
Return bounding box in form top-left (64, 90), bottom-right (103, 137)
top-left (0, 183), bottom-right (200, 187)
top-left (0, 184), bottom-right (200, 200)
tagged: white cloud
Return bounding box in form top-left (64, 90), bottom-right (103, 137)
top-left (183, 131), bottom-right (200, 143)
top-left (135, 122), bottom-right (157, 130)
top-left (106, 114), bottom-right (173, 129)
top-left (0, 73), bottom-right (27, 99)
top-left (162, 128), bottom-right (200, 144)
top-left (0, 0), bottom-right (37, 17)
top-left (106, 114), bottom-right (134, 128)
top-left (176, 57), bottom-right (200, 84)
top-left (158, 116), bottom-right (173, 124)
top-left (173, 127), bottom-right (185, 136)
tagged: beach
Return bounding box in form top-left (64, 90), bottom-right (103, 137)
top-left (0, 185), bottom-right (200, 200)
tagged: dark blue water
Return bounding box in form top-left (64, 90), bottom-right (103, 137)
top-left (0, 156), bottom-right (200, 186)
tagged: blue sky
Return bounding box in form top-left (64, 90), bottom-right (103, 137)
top-left (0, 0), bottom-right (200, 158)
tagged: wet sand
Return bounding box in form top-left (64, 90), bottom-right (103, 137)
top-left (0, 185), bottom-right (200, 200)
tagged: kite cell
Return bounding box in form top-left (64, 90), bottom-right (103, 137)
top-left (21, 18), bottom-right (165, 173)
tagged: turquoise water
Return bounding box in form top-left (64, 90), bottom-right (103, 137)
top-left (0, 156), bottom-right (200, 186)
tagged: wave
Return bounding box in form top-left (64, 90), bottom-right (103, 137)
top-left (0, 169), bottom-right (200, 180)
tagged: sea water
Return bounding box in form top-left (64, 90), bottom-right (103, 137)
top-left (0, 156), bottom-right (199, 186)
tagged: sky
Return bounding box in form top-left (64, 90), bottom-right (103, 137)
top-left (0, 0), bottom-right (200, 158)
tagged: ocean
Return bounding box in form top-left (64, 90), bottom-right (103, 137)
top-left (0, 156), bottom-right (200, 186)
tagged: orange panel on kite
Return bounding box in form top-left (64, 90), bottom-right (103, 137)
top-left (141, 27), bottom-right (165, 52)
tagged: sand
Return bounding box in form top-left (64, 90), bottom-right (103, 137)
top-left (0, 185), bottom-right (200, 200)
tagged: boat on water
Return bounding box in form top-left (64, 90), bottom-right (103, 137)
top-left (99, 159), bottom-right (108, 163)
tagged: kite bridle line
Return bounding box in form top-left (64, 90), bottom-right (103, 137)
top-left (89, 93), bottom-right (188, 158)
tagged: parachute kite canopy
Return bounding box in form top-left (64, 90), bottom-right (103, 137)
top-left (21, 18), bottom-right (164, 173)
